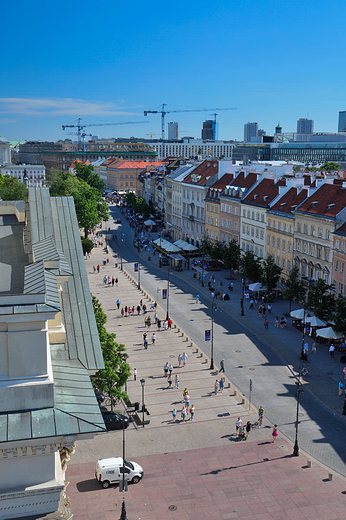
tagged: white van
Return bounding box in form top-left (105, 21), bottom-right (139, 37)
top-left (95, 457), bottom-right (144, 489)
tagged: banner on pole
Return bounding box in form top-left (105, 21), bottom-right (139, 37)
top-left (134, 263), bottom-right (138, 272)
top-left (162, 289), bottom-right (167, 299)
top-left (205, 330), bottom-right (211, 342)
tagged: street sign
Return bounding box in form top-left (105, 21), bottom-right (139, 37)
top-left (205, 330), bottom-right (211, 342)
top-left (134, 263), bottom-right (138, 272)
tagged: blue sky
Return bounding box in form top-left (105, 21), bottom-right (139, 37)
top-left (1, 0), bottom-right (345, 142)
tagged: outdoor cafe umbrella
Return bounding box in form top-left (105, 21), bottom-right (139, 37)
top-left (248, 282), bottom-right (267, 292)
top-left (144, 219), bottom-right (156, 227)
top-left (315, 326), bottom-right (343, 340)
top-left (302, 316), bottom-right (326, 328)
top-left (290, 308), bottom-right (314, 320)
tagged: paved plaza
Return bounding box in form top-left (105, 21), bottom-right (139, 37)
top-left (66, 213), bottom-right (346, 519)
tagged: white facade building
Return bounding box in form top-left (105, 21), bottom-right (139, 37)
top-left (152, 140), bottom-right (236, 160)
top-left (0, 164), bottom-right (46, 187)
top-left (0, 139), bottom-right (11, 165)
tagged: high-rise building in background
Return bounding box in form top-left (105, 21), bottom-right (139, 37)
top-left (338, 111), bottom-right (346, 132)
top-left (297, 118), bottom-right (314, 134)
top-left (168, 122), bottom-right (179, 140)
top-left (202, 120), bottom-right (218, 140)
top-left (244, 122), bottom-right (258, 142)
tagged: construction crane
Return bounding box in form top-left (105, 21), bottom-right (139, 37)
top-left (143, 104), bottom-right (236, 141)
top-left (62, 118), bottom-right (149, 151)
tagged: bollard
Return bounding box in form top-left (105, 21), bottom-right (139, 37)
top-left (241, 396), bottom-right (245, 404)
top-left (328, 473), bottom-right (333, 481)
top-left (177, 328), bottom-right (180, 333)
top-left (190, 341), bottom-right (193, 347)
top-left (227, 382), bottom-right (231, 388)
top-left (195, 348), bottom-right (199, 353)
top-left (234, 390), bottom-right (237, 396)
top-left (307, 460), bottom-right (312, 468)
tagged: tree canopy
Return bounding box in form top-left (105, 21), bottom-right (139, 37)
top-left (49, 171), bottom-right (108, 237)
top-left (283, 265), bottom-right (307, 312)
top-left (91, 296), bottom-right (130, 409)
top-left (261, 254), bottom-right (282, 293)
top-left (240, 251), bottom-right (262, 282)
top-left (307, 279), bottom-right (335, 320)
top-left (0, 175), bottom-right (28, 201)
top-left (74, 162), bottom-right (105, 191)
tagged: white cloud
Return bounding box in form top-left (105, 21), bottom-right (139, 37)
top-left (0, 98), bottom-right (143, 117)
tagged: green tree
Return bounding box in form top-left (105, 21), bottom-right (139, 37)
top-left (240, 251), bottom-right (262, 282)
top-left (307, 279), bottom-right (335, 320)
top-left (283, 265), bottom-right (307, 312)
top-left (222, 239), bottom-right (241, 276)
top-left (0, 175), bottom-right (28, 201)
top-left (91, 296), bottom-right (130, 410)
top-left (261, 254), bottom-right (282, 293)
top-left (74, 162), bottom-right (105, 192)
top-left (200, 237), bottom-right (213, 256)
top-left (82, 238), bottom-right (94, 254)
top-left (209, 241), bottom-right (225, 261)
top-left (49, 172), bottom-right (109, 238)
top-left (319, 162), bottom-right (340, 171)
top-left (333, 295), bottom-right (346, 336)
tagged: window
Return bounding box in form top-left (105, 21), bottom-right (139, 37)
top-left (335, 260), bottom-right (338, 271)
top-left (260, 249), bottom-right (263, 258)
top-left (304, 224), bottom-right (308, 234)
top-left (297, 222), bottom-right (301, 233)
top-left (318, 227), bottom-right (322, 238)
top-left (341, 263), bottom-right (344, 274)
top-left (215, 232), bottom-right (218, 240)
top-left (267, 235), bottom-right (271, 246)
top-left (255, 246), bottom-right (258, 256)
top-left (210, 230), bottom-right (213, 239)
top-left (211, 217), bottom-right (214, 226)
top-left (342, 242), bottom-right (345, 252)
top-left (290, 225), bottom-right (293, 234)
top-left (277, 238), bottom-right (281, 250)
top-left (207, 216), bottom-right (210, 224)
top-left (256, 229), bottom-right (259, 238)
top-left (325, 249), bottom-right (329, 261)
top-left (282, 240), bottom-right (286, 251)
top-left (317, 247), bottom-right (321, 259)
top-left (260, 230), bottom-right (264, 239)
top-left (310, 245), bottom-right (314, 256)
top-left (229, 220), bottom-right (232, 229)
top-left (221, 203), bottom-right (224, 212)
top-left (303, 243), bottom-right (307, 253)
top-left (339, 283), bottom-right (343, 295)
top-left (207, 203), bottom-right (210, 211)
top-left (268, 219), bottom-right (271, 227)
top-left (252, 211), bottom-right (255, 220)
top-left (247, 210), bottom-right (250, 218)
top-left (234, 207), bottom-right (238, 215)
top-left (221, 218), bottom-right (224, 227)
top-left (243, 209), bottom-right (246, 217)
top-left (273, 237), bottom-right (276, 248)
top-left (234, 222), bottom-right (238, 231)
top-left (273, 221), bottom-right (276, 229)
top-left (215, 218), bottom-right (218, 226)
top-left (229, 205), bottom-right (232, 214)
top-left (277, 257), bottom-right (280, 267)
top-left (282, 259), bottom-right (286, 270)
top-left (247, 226), bottom-right (250, 235)
top-left (261, 214), bottom-right (264, 222)
top-left (211, 206), bottom-right (214, 212)
top-left (283, 223), bottom-right (287, 232)
top-left (336, 240), bottom-right (340, 250)
top-left (242, 225), bottom-right (246, 234)
top-left (251, 227), bottom-right (255, 237)
top-left (256, 212), bottom-right (260, 221)
top-left (297, 241), bottom-right (300, 252)
top-left (288, 260), bottom-right (291, 271)
top-left (278, 222), bottom-right (281, 231)
top-left (311, 226), bottom-right (315, 236)
top-left (326, 230), bottom-right (330, 240)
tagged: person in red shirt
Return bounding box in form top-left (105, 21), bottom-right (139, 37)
top-left (168, 318), bottom-right (172, 329)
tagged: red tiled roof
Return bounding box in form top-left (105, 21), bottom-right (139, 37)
top-left (296, 183), bottom-right (346, 218)
top-left (70, 159), bottom-right (91, 167)
top-left (270, 187), bottom-right (308, 215)
top-left (108, 160), bottom-right (166, 170)
top-left (335, 221), bottom-right (346, 236)
top-left (183, 160), bottom-right (219, 185)
top-left (206, 174), bottom-right (234, 200)
top-left (242, 178), bottom-right (286, 207)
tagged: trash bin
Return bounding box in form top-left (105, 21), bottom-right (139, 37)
top-left (134, 402), bottom-right (139, 411)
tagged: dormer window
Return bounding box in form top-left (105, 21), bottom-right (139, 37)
top-left (310, 200), bottom-right (319, 208)
top-left (253, 194), bottom-right (260, 200)
top-left (326, 203), bottom-right (336, 211)
top-left (263, 195), bottom-right (269, 201)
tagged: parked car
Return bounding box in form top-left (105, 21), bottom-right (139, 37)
top-left (102, 411), bottom-right (129, 431)
top-left (96, 457), bottom-right (144, 488)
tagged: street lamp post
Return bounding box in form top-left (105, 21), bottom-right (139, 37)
top-left (138, 247), bottom-right (141, 290)
top-left (293, 365), bottom-right (304, 457)
top-left (140, 378), bottom-right (145, 428)
top-left (166, 268), bottom-right (171, 321)
top-left (210, 299), bottom-right (217, 370)
top-left (201, 253), bottom-right (205, 287)
top-left (120, 415), bottom-right (127, 520)
top-left (120, 232), bottom-right (124, 271)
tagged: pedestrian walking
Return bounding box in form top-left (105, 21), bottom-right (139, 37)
top-left (303, 342), bottom-right (309, 358)
top-left (339, 381), bottom-right (344, 396)
top-left (230, 282), bottom-right (233, 291)
top-left (172, 409), bottom-right (177, 422)
top-left (137, 305), bottom-right (141, 315)
top-left (181, 406), bottom-right (187, 422)
top-left (152, 332), bottom-right (156, 344)
top-left (329, 344), bottom-right (335, 358)
top-left (264, 318), bottom-right (269, 329)
top-left (275, 316), bottom-right (279, 327)
top-left (143, 304), bottom-right (147, 314)
top-left (169, 363), bottom-right (173, 375)
top-left (115, 277), bottom-right (118, 286)
top-left (143, 333), bottom-right (148, 349)
top-left (93, 265), bottom-right (96, 273)
top-left (175, 374), bottom-right (180, 389)
top-left (164, 362), bottom-right (169, 376)
top-left (214, 379), bottom-right (219, 395)
top-left (249, 299), bottom-right (254, 309)
top-left (124, 305), bottom-right (128, 317)
top-left (311, 341), bottom-right (317, 355)
top-left (183, 388), bottom-right (189, 397)
top-left (262, 305), bottom-right (266, 317)
top-left (133, 368), bottom-right (137, 381)
top-left (97, 265), bottom-right (100, 273)
top-left (245, 421), bottom-right (252, 439)
top-left (183, 393), bottom-right (190, 409)
top-left (258, 305), bottom-right (262, 318)
top-left (178, 353), bottom-right (182, 367)
top-left (190, 405), bottom-right (195, 420)
top-left (121, 307), bottom-right (124, 318)
top-left (272, 425), bottom-right (278, 442)
top-left (236, 417), bottom-right (243, 432)
top-left (157, 318), bottom-right (161, 331)
top-left (163, 320), bottom-right (168, 330)
top-left (182, 352), bottom-right (188, 366)
top-left (132, 305), bottom-right (135, 315)
top-left (116, 299), bottom-right (121, 309)
top-left (154, 312), bottom-right (158, 323)
top-left (267, 303), bottom-right (272, 313)
top-left (168, 318), bottom-right (172, 329)
top-left (112, 277), bottom-right (115, 287)
top-left (219, 359), bottom-right (225, 373)
top-left (219, 377), bottom-right (225, 392)
top-left (167, 374), bottom-right (173, 388)
top-left (280, 317), bottom-right (285, 328)
top-left (195, 293), bottom-right (200, 303)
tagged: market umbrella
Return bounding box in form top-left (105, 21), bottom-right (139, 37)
top-left (144, 219), bottom-right (156, 226)
top-left (302, 316), bottom-right (326, 327)
top-left (315, 326), bottom-right (343, 339)
top-left (290, 308), bottom-right (314, 319)
top-left (248, 282), bottom-right (267, 292)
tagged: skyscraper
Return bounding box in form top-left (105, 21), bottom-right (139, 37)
top-left (168, 122), bottom-right (179, 140)
top-left (297, 118), bottom-right (314, 134)
top-left (244, 122), bottom-right (258, 143)
top-left (201, 120), bottom-right (218, 140)
top-left (338, 112), bottom-right (346, 132)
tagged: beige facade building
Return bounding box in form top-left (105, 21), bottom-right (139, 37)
top-left (294, 183), bottom-right (346, 284)
top-left (332, 221), bottom-right (346, 296)
top-left (205, 174), bottom-right (233, 242)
